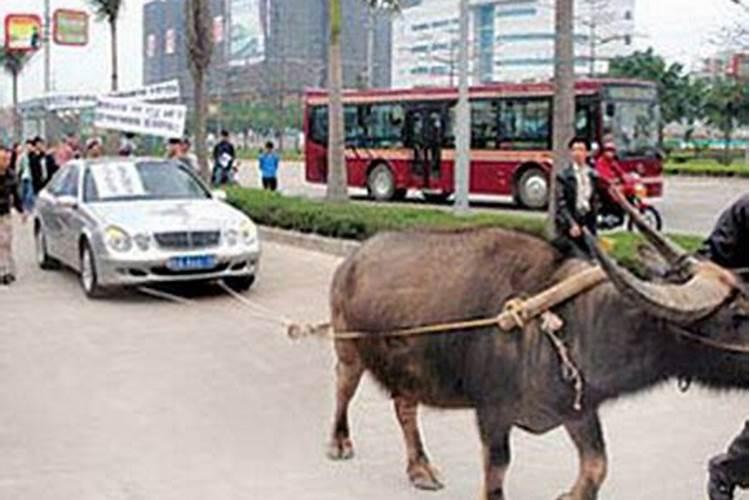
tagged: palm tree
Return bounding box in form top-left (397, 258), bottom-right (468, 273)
top-left (548, 0), bottom-right (575, 234)
top-left (89, 0), bottom-right (124, 92)
top-left (326, 0), bottom-right (400, 202)
top-left (185, 0), bottom-right (213, 182)
top-left (0, 49), bottom-right (31, 141)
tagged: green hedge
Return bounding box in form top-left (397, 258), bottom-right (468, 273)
top-left (664, 160), bottom-right (748, 177)
top-left (227, 187), bottom-right (704, 268)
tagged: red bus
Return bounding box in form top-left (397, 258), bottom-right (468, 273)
top-left (304, 78), bottom-right (663, 208)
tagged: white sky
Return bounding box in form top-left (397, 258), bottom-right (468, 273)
top-left (0, 0), bottom-right (747, 106)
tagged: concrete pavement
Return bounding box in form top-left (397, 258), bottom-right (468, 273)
top-left (0, 215), bottom-right (747, 499)
top-left (237, 160), bottom-right (748, 235)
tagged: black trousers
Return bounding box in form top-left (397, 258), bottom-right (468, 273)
top-left (710, 421), bottom-right (749, 495)
top-left (262, 177), bottom-right (277, 191)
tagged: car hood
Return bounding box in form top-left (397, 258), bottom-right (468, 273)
top-left (88, 199), bottom-right (250, 233)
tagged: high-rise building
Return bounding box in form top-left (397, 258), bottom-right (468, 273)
top-left (392, 0), bottom-right (636, 88)
top-left (142, 0), bottom-right (392, 103)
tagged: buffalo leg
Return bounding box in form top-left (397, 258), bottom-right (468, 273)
top-left (557, 411), bottom-right (607, 500)
top-left (476, 406), bottom-right (513, 500)
top-left (327, 340), bottom-right (365, 460)
top-left (394, 396), bottom-right (444, 490)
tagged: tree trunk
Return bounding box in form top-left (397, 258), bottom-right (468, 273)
top-left (11, 71), bottom-right (19, 141)
top-left (193, 71), bottom-right (210, 182)
top-left (548, 0), bottom-right (575, 236)
top-left (110, 20), bottom-right (119, 92)
top-left (326, 0), bottom-right (347, 202)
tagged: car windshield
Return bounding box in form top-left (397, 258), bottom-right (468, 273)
top-left (84, 161), bottom-right (210, 202)
top-left (602, 86), bottom-right (660, 158)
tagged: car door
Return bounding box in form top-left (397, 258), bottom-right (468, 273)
top-left (37, 165), bottom-right (71, 261)
top-left (54, 164), bottom-right (82, 266)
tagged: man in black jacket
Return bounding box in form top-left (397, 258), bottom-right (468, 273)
top-left (702, 194), bottom-right (749, 500)
top-left (29, 136), bottom-right (48, 194)
top-left (0, 143), bottom-right (23, 284)
top-left (553, 137), bottom-right (599, 259)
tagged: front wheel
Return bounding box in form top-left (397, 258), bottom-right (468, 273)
top-left (367, 164), bottom-right (396, 201)
top-left (627, 205), bottom-right (663, 232)
top-left (516, 168), bottom-right (549, 209)
top-left (80, 241), bottom-right (105, 298)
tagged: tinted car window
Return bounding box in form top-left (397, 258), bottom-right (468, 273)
top-left (86, 161), bottom-right (210, 202)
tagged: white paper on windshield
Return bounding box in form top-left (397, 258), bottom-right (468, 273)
top-left (91, 162), bottom-right (145, 199)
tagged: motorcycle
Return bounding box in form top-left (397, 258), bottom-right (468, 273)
top-left (597, 173), bottom-right (663, 232)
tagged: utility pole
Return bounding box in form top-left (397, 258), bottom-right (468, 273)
top-left (548, 0), bottom-right (575, 233)
top-left (43, 0), bottom-right (51, 141)
top-left (453, 0), bottom-right (470, 214)
top-left (366, 5), bottom-right (375, 88)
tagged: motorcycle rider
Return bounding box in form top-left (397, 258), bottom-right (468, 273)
top-left (594, 140), bottom-right (627, 228)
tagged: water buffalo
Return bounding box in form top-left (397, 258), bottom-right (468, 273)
top-left (325, 224), bottom-right (747, 500)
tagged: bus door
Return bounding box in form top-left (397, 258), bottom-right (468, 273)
top-left (406, 106), bottom-right (444, 185)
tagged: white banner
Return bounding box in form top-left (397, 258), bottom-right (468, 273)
top-left (111, 79), bottom-right (181, 101)
top-left (94, 98), bottom-right (186, 138)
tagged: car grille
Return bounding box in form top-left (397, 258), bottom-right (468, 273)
top-left (154, 231), bottom-right (221, 250)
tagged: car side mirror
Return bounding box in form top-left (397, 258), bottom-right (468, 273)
top-left (57, 195), bottom-right (78, 209)
top-left (212, 190), bottom-right (227, 201)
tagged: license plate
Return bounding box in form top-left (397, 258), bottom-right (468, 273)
top-left (167, 255), bottom-right (216, 271)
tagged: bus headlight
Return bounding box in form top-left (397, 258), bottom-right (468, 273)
top-left (634, 183), bottom-right (648, 199)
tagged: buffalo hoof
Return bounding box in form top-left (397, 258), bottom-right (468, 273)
top-left (408, 461), bottom-right (444, 491)
top-left (326, 437), bottom-right (354, 460)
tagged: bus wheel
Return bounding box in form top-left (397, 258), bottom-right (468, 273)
top-left (367, 164), bottom-right (396, 201)
top-left (516, 168), bottom-right (549, 209)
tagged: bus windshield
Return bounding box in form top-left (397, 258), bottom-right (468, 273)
top-left (602, 85), bottom-right (660, 157)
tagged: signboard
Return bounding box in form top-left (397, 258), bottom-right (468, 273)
top-left (94, 97), bottom-right (186, 138)
top-left (4, 14), bottom-right (42, 51)
top-left (146, 34), bottom-right (156, 58)
top-left (90, 162), bottom-right (145, 199)
top-left (111, 79), bottom-right (181, 101)
top-left (229, 0), bottom-right (265, 65)
top-left (606, 86), bottom-right (658, 102)
top-left (53, 9), bottom-right (88, 46)
top-left (165, 29), bottom-right (175, 55)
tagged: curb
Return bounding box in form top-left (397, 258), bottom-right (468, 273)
top-left (259, 226), bottom-right (361, 257)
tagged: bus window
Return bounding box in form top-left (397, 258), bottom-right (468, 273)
top-left (498, 98), bottom-right (551, 150)
top-left (443, 104), bottom-right (456, 148)
top-left (309, 106), bottom-right (328, 145)
top-left (575, 101), bottom-right (594, 146)
top-left (344, 105), bottom-right (366, 146)
top-left (367, 104), bottom-right (404, 148)
top-left (471, 99), bottom-right (500, 149)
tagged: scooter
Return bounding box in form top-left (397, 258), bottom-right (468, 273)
top-left (597, 173), bottom-right (663, 231)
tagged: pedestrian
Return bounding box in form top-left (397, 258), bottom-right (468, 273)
top-left (85, 137), bottom-right (103, 159)
top-left (29, 137), bottom-right (49, 196)
top-left (179, 137), bottom-right (198, 172)
top-left (54, 134), bottom-right (75, 166)
top-left (702, 194), bottom-right (749, 500)
top-left (16, 140), bottom-right (35, 215)
top-left (258, 140), bottom-right (279, 191)
top-left (42, 140), bottom-right (59, 184)
top-left (166, 137), bottom-right (182, 160)
top-left (552, 137), bottom-right (599, 259)
top-left (212, 129), bottom-right (236, 185)
top-left (118, 132), bottom-right (136, 157)
top-left (0, 143), bottom-right (23, 285)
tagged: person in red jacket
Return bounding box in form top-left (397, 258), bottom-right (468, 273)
top-left (594, 140), bottom-right (626, 189)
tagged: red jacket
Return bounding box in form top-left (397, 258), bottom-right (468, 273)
top-left (595, 155), bottom-right (626, 188)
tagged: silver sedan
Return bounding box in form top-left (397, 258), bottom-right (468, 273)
top-left (34, 158), bottom-right (260, 297)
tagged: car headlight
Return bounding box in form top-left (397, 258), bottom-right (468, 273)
top-left (104, 226), bottom-right (132, 252)
top-left (133, 233), bottom-right (151, 251)
top-left (240, 220), bottom-right (257, 246)
top-left (224, 229), bottom-right (239, 246)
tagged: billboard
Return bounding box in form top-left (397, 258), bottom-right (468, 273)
top-left (53, 9), bottom-right (88, 46)
top-left (229, 0), bottom-right (266, 65)
top-left (4, 14), bottom-right (42, 51)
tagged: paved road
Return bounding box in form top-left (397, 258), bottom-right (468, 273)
top-left (0, 216), bottom-right (747, 499)
top-left (237, 161), bottom-right (748, 235)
